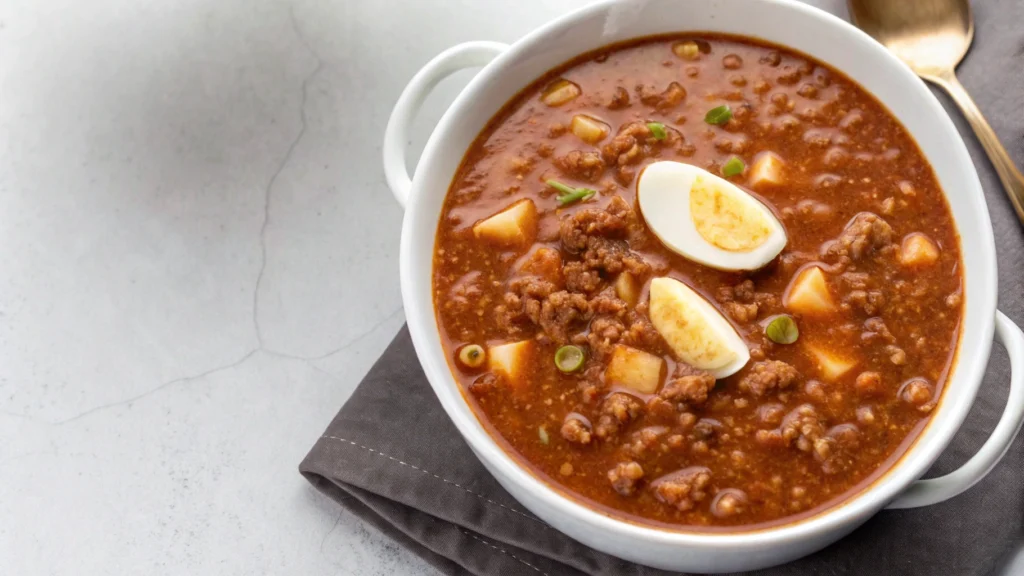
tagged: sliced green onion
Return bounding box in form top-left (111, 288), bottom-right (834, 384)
top-left (765, 315), bottom-right (799, 345)
top-left (546, 180), bottom-right (577, 195)
top-left (704, 105), bottom-right (733, 125)
top-left (538, 426), bottom-right (550, 445)
top-left (554, 345), bottom-right (585, 373)
top-left (647, 122), bottom-right (667, 140)
top-left (721, 156), bottom-right (746, 177)
top-left (546, 180), bottom-right (596, 207)
top-left (458, 344), bottom-right (486, 368)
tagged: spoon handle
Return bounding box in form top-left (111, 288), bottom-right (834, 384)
top-left (929, 69), bottom-right (1024, 225)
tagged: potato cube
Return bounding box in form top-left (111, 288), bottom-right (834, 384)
top-left (514, 246), bottom-right (563, 284)
top-left (614, 272), bottom-right (640, 307)
top-left (606, 345), bottom-right (664, 394)
top-left (784, 266), bottom-right (836, 316)
top-left (806, 345), bottom-right (857, 381)
top-left (570, 114), bottom-right (609, 144)
top-left (673, 41), bottom-right (701, 60)
top-left (472, 199), bottom-right (537, 247)
top-left (541, 79), bottom-right (581, 107)
top-left (488, 340), bottom-right (533, 385)
top-left (899, 233), bottom-right (940, 268)
top-left (748, 152), bottom-right (785, 187)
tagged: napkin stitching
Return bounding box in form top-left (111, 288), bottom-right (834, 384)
top-left (321, 435), bottom-right (550, 528)
top-left (460, 530), bottom-right (550, 576)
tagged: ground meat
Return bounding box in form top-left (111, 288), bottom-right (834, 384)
top-left (723, 301), bottom-right (759, 323)
top-left (660, 371), bottom-right (716, 406)
top-left (555, 150), bottom-right (606, 182)
top-left (854, 371), bottom-right (883, 396)
top-left (608, 86), bottom-right (630, 109)
top-left (560, 414), bottom-right (593, 445)
top-left (862, 317), bottom-right (907, 365)
top-left (564, 261), bottom-right (603, 294)
top-left (537, 291), bottom-right (591, 343)
top-left (586, 315), bottom-right (626, 359)
top-left (601, 121), bottom-right (682, 184)
top-left (637, 81), bottom-right (687, 110)
top-left (838, 272), bottom-right (885, 315)
top-left (737, 360), bottom-right (799, 397)
top-left (899, 378), bottom-right (935, 412)
top-left (560, 196), bottom-right (633, 252)
top-left (755, 404), bottom-right (824, 452)
top-left (608, 461), bottom-right (645, 496)
top-left (651, 466), bottom-right (711, 511)
top-left (824, 212), bottom-right (895, 262)
top-left (625, 426), bottom-right (668, 458)
top-left (717, 279), bottom-right (771, 322)
top-left (817, 423), bottom-right (861, 474)
top-left (581, 237), bottom-right (650, 277)
top-left (448, 271), bottom-right (484, 315)
top-left (496, 277), bottom-right (589, 343)
top-left (595, 393), bottom-right (644, 439)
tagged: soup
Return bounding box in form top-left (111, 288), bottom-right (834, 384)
top-left (432, 35), bottom-right (962, 528)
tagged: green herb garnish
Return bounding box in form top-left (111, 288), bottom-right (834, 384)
top-left (554, 345), bottom-right (586, 373)
top-left (547, 180), bottom-right (597, 207)
top-left (765, 315), bottom-right (799, 345)
top-left (704, 105), bottom-right (733, 125)
top-left (647, 122), bottom-right (667, 140)
top-left (721, 156), bottom-right (746, 177)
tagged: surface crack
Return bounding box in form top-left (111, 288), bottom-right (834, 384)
top-left (49, 349), bottom-right (260, 426)
top-left (251, 5), bottom-right (324, 348)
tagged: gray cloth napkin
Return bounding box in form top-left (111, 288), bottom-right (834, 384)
top-left (300, 1), bottom-right (1024, 573)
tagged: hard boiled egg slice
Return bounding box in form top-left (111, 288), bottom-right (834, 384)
top-left (649, 277), bottom-right (750, 378)
top-left (638, 161), bottom-right (787, 271)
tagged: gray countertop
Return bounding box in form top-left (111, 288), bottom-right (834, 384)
top-left (6, 0), bottom-right (961, 574)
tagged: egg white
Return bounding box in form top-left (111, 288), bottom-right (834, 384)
top-left (638, 161), bottom-right (787, 271)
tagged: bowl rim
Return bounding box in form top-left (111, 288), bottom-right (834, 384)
top-left (399, 0), bottom-right (997, 546)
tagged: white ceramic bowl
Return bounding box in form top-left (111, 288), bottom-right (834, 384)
top-left (382, 0), bottom-right (1024, 571)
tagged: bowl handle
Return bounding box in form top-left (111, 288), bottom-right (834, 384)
top-left (887, 311), bottom-right (1024, 509)
top-left (382, 41), bottom-right (509, 209)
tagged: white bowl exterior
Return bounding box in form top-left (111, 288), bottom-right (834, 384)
top-left (399, 0), bottom-right (996, 571)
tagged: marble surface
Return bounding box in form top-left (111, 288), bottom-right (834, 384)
top-left (7, 0), bottom-right (971, 574)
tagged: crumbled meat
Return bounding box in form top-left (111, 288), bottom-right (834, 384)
top-left (899, 378), bottom-right (935, 411)
top-left (824, 212), bottom-right (895, 262)
top-left (717, 280), bottom-right (771, 322)
top-left (755, 404), bottom-right (824, 452)
top-left (608, 461), bottom-right (645, 496)
top-left (625, 426), bottom-right (668, 458)
top-left (724, 301), bottom-right (759, 323)
top-left (555, 150), bottom-right (606, 182)
top-left (862, 317), bottom-right (896, 343)
top-left (818, 423), bottom-right (861, 473)
top-left (595, 393), bottom-right (644, 439)
top-left (448, 271), bottom-right (484, 315)
top-left (608, 86), bottom-right (630, 109)
top-left (854, 371), bottom-right (883, 396)
top-left (651, 467), bottom-right (711, 511)
top-left (560, 414), bottom-right (593, 445)
top-left (564, 261), bottom-right (603, 294)
top-left (586, 315), bottom-right (625, 359)
top-left (844, 289), bottom-right (886, 315)
top-left (692, 418), bottom-right (723, 440)
top-left (496, 277), bottom-right (589, 344)
top-left (581, 238), bottom-right (650, 277)
top-left (560, 196), bottom-right (633, 252)
top-left (601, 121), bottom-right (682, 184)
top-left (637, 82), bottom-right (687, 110)
top-left (738, 360), bottom-right (799, 397)
top-left (660, 371), bottom-right (716, 406)
top-left (537, 291), bottom-right (591, 343)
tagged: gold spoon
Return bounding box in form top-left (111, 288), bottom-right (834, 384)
top-left (849, 0), bottom-right (1024, 224)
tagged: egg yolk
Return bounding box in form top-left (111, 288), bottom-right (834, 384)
top-left (689, 176), bottom-right (772, 252)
